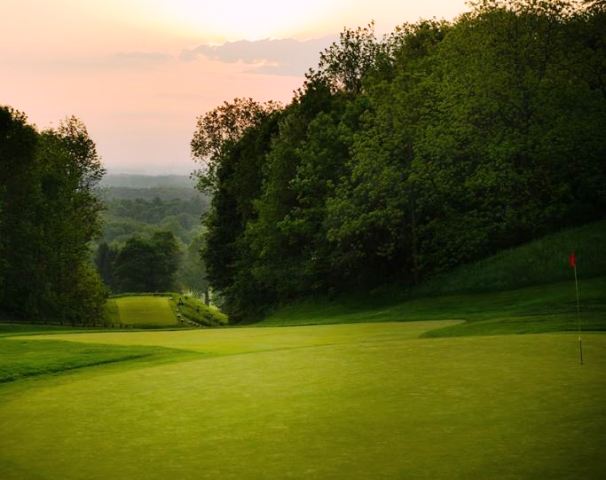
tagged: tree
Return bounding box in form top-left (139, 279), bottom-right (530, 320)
top-left (191, 98), bottom-right (281, 193)
top-left (113, 231), bottom-right (180, 293)
top-left (176, 231), bottom-right (209, 294)
top-left (95, 242), bottom-right (118, 290)
top-left (197, 105), bottom-right (283, 318)
top-left (192, 3), bottom-right (606, 320)
top-left (0, 108), bottom-right (107, 324)
top-left (308, 23), bottom-right (383, 95)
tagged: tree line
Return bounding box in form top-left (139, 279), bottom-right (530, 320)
top-left (96, 191), bottom-right (209, 295)
top-left (0, 108), bottom-right (106, 324)
top-left (193, 0), bottom-right (606, 321)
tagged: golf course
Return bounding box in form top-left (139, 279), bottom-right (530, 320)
top-left (1, 318), bottom-right (605, 479)
top-left (2, 1), bottom-right (606, 478)
top-left (2, 220), bottom-right (606, 479)
top-left (1, 219), bottom-right (605, 480)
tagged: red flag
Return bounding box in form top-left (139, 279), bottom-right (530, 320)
top-left (569, 251), bottom-right (576, 269)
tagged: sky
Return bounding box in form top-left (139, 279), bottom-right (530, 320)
top-left (0, 0), bottom-right (468, 175)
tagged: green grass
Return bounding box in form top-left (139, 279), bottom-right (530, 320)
top-left (262, 276), bottom-right (606, 336)
top-left (260, 220), bottom-right (606, 336)
top-left (0, 337), bottom-right (187, 383)
top-left (412, 219), bottom-right (606, 296)
top-left (1, 323), bottom-right (605, 479)
top-left (171, 293), bottom-right (229, 327)
top-left (0, 323), bottom-right (89, 337)
top-left (1, 222), bottom-right (604, 478)
top-left (110, 295), bottom-right (179, 328)
top-left (103, 294), bottom-right (228, 328)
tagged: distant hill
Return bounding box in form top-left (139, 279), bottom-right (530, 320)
top-left (101, 174), bottom-right (195, 189)
top-left (98, 173), bottom-right (204, 202)
top-left (93, 173), bottom-right (209, 294)
top-left (98, 186), bottom-right (203, 202)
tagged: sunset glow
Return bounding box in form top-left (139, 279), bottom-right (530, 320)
top-left (0, 0), bottom-right (468, 173)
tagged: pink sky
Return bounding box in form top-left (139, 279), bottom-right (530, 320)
top-left (0, 0), bottom-right (467, 174)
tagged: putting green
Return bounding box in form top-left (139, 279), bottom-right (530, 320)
top-left (1, 323), bottom-right (605, 479)
top-left (114, 296), bottom-right (178, 327)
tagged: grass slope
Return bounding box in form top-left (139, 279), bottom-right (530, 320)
top-left (0, 324), bottom-right (605, 479)
top-left (262, 220), bottom-right (606, 336)
top-left (261, 277), bottom-right (606, 336)
top-left (111, 296), bottom-right (179, 328)
top-left (412, 219), bottom-right (606, 296)
top-left (0, 338), bottom-right (180, 383)
top-left (171, 293), bottom-right (229, 327)
top-left (105, 294), bottom-right (228, 328)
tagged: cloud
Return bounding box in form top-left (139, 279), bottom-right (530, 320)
top-left (180, 36), bottom-right (336, 76)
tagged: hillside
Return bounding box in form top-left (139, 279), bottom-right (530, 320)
top-left (261, 221), bottom-right (606, 337)
top-left (104, 294), bottom-right (227, 329)
top-left (411, 219), bottom-right (606, 297)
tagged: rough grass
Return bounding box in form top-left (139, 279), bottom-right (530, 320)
top-left (261, 220), bottom-right (606, 336)
top-left (0, 323), bottom-right (88, 337)
top-left (412, 219), bottom-right (606, 297)
top-left (261, 276), bottom-right (606, 336)
top-left (1, 324), bottom-right (605, 479)
top-left (171, 293), bottom-right (229, 326)
top-left (0, 337), bottom-right (187, 383)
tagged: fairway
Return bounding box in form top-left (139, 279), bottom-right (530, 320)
top-left (1, 322), bottom-right (605, 479)
top-left (113, 295), bottom-right (178, 327)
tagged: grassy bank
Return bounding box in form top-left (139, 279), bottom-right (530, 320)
top-left (261, 277), bottom-right (606, 337)
top-left (411, 219), bottom-right (606, 297)
top-left (104, 294), bottom-right (228, 328)
top-left (260, 221), bottom-right (606, 336)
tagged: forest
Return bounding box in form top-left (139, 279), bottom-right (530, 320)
top-left (0, 108), bottom-right (106, 324)
top-left (0, 121), bottom-right (208, 323)
top-left (95, 178), bottom-right (209, 295)
top-left (193, 0), bottom-right (606, 320)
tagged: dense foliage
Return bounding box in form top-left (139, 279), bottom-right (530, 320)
top-left (193, 0), bottom-right (606, 321)
top-left (99, 195), bottom-right (206, 245)
top-left (96, 184), bottom-right (209, 294)
top-left (0, 107), bottom-right (106, 324)
top-left (97, 231), bottom-right (181, 293)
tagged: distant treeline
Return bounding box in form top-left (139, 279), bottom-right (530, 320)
top-left (0, 108), bottom-right (106, 324)
top-left (193, 0), bottom-right (606, 320)
top-left (96, 188), bottom-right (209, 294)
top-left (99, 195), bottom-right (206, 245)
top-left (100, 174), bottom-right (195, 189)
top-left (99, 186), bottom-right (204, 202)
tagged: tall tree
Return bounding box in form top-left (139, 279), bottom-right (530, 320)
top-left (113, 231), bottom-right (180, 293)
top-left (0, 109), bottom-right (107, 324)
top-left (192, 2), bottom-right (606, 320)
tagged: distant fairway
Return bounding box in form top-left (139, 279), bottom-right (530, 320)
top-left (112, 295), bottom-right (178, 327)
top-left (1, 322), bottom-right (605, 479)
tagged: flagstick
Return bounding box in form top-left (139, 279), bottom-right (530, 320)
top-left (574, 264), bottom-right (583, 365)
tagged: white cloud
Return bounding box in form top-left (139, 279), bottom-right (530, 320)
top-left (181, 36), bottom-right (336, 76)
